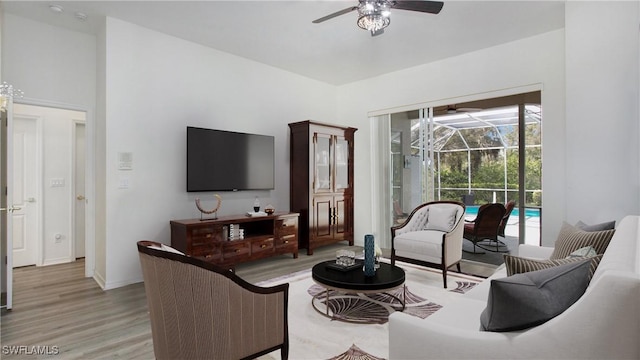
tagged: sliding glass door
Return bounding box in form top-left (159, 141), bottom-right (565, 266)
top-left (376, 92), bottom-right (542, 247)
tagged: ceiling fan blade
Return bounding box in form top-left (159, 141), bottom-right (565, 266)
top-left (391, 1), bottom-right (444, 14)
top-left (312, 6), bottom-right (359, 23)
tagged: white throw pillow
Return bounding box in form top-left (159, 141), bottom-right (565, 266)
top-left (425, 206), bottom-right (458, 232)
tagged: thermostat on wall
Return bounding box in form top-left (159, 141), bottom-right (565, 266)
top-left (118, 152), bottom-right (133, 170)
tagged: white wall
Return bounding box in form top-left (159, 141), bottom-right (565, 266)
top-left (336, 30), bottom-right (566, 247)
top-left (1, 14), bottom-right (96, 108)
top-left (101, 18), bottom-right (337, 289)
top-left (565, 1), bottom-right (640, 225)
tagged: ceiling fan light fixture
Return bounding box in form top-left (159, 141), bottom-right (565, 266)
top-left (357, 1), bottom-right (391, 33)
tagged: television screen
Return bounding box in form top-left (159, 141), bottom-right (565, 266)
top-left (187, 126), bottom-right (275, 192)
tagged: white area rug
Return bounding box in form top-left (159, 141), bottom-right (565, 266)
top-left (257, 260), bottom-right (484, 360)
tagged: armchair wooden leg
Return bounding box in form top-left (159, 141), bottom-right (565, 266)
top-left (442, 266), bottom-right (447, 288)
top-left (456, 263), bottom-right (461, 273)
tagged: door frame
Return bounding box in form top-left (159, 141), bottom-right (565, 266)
top-left (13, 97), bottom-right (95, 278)
top-left (71, 120), bottom-right (86, 260)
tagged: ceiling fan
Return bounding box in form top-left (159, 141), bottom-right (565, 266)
top-left (312, 0), bottom-right (444, 36)
top-left (446, 105), bottom-right (482, 114)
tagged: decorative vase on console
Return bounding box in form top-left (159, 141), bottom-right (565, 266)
top-left (364, 234), bottom-right (376, 276)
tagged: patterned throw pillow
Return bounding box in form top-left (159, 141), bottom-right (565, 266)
top-left (566, 246), bottom-right (597, 258)
top-left (504, 254), bottom-right (603, 279)
top-left (549, 222), bottom-right (615, 260)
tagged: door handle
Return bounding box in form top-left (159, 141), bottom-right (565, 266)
top-left (0, 206), bottom-right (22, 213)
top-left (77, 195), bottom-right (85, 201)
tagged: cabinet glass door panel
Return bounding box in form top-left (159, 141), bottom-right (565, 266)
top-left (334, 137), bottom-right (349, 191)
top-left (314, 134), bottom-right (331, 192)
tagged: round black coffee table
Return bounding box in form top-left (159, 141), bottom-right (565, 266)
top-left (311, 260), bottom-right (406, 322)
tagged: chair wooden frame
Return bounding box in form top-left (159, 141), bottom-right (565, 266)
top-left (137, 241), bottom-right (289, 360)
top-left (498, 200), bottom-right (516, 238)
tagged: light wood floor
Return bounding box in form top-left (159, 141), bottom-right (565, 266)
top-left (1, 243), bottom-right (497, 359)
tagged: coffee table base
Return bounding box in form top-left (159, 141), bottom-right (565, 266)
top-left (311, 285), bottom-right (406, 323)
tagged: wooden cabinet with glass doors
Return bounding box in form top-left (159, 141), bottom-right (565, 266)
top-left (289, 121), bottom-right (357, 255)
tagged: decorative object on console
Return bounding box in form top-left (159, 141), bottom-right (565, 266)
top-left (253, 196), bottom-right (260, 212)
top-left (265, 204), bottom-right (275, 215)
top-left (195, 194), bottom-right (222, 220)
top-left (364, 234), bottom-right (376, 276)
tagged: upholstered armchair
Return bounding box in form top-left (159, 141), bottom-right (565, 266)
top-left (391, 201), bottom-right (466, 288)
top-left (137, 241), bottom-right (289, 360)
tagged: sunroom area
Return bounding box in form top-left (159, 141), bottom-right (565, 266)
top-left (372, 92), bottom-right (542, 265)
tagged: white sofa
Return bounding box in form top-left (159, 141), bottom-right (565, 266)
top-left (389, 215), bottom-right (640, 360)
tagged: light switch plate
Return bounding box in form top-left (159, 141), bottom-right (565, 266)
top-left (118, 178), bottom-right (130, 189)
top-left (118, 152), bottom-right (133, 170)
top-left (50, 178), bottom-right (65, 187)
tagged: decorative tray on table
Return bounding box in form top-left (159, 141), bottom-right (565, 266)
top-left (325, 260), bottom-right (363, 272)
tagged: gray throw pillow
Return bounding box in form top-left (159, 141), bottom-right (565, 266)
top-left (550, 222), bottom-right (615, 259)
top-left (575, 220), bottom-right (615, 232)
top-left (480, 259), bottom-right (591, 332)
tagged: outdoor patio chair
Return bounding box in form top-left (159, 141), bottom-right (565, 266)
top-left (497, 200), bottom-right (516, 238)
top-left (137, 241), bottom-right (289, 360)
top-left (463, 202), bottom-right (507, 253)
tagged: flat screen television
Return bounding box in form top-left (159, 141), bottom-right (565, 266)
top-left (187, 126), bottom-right (275, 192)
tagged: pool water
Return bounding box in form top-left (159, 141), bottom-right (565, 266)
top-left (465, 205), bottom-right (540, 218)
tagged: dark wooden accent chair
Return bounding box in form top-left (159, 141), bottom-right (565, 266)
top-left (137, 241), bottom-right (289, 360)
top-left (463, 203), bottom-right (507, 253)
top-left (391, 201), bottom-right (466, 288)
top-left (497, 200), bottom-right (517, 238)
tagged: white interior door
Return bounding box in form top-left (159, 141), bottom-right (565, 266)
top-left (74, 122), bottom-right (86, 259)
top-left (11, 116), bottom-right (39, 268)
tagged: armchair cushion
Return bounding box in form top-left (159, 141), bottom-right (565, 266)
top-left (480, 258), bottom-right (591, 332)
top-left (394, 230), bottom-right (446, 258)
top-left (550, 222), bottom-right (615, 259)
top-left (425, 206), bottom-right (459, 232)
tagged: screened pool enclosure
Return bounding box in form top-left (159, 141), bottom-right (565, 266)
top-left (372, 93), bottom-right (542, 247)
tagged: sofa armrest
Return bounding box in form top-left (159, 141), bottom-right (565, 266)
top-left (517, 244), bottom-right (554, 259)
top-left (389, 271), bottom-right (640, 360)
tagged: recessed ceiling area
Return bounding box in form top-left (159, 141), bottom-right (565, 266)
top-left (1, 1), bottom-right (565, 85)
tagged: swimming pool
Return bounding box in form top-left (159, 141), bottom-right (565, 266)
top-left (465, 205), bottom-right (540, 218)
